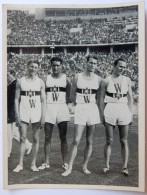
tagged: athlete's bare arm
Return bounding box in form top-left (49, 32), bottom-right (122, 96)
top-left (40, 79), bottom-right (46, 128)
top-left (66, 78), bottom-right (71, 104)
top-left (70, 74), bottom-right (78, 106)
top-left (96, 77), bottom-right (103, 108)
top-left (99, 78), bottom-right (108, 124)
top-left (15, 79), bottom-right (21, 127)
top-left (127, 77), bottom-right (134, 120)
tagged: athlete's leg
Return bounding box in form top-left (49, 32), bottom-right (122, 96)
top-left (18, 122), bottom-right (28, 166)
top-left (82, 125), bottom-right (95, 174)
top-left (13, 123), bottom-right (20, 142)
top-left (13, 121), bottom-right (28, 172)
top-left (31, 122), bottom-right (40, 171)
top-left (62, 124), bottom-right (85, 176)
top-left (38, 123), bottom-right (53, 170)
top-left (13, 123), bottom-right (32, 154)
top-left (44, 123), bottom-right (54, 165)
top-left (7, 123), bottom-right (13, 158)
top-left (13, 123), bottom-right (32, 149)
top-left (104, 122), bottom-right (114, 171)
top-left (24, 124), bottom-right (32, 155)
top-left (58, 122), bottom-right (68, 165)
top-left (118, 125), bottom-right (129, 169)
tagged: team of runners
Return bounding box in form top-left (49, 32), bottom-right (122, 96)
top-left (8, 55), bottom-right (133, 176)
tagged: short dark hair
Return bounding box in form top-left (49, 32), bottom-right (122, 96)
top-left (114, 58), bottom-right (126, 67)
top-left (27, 59), bottom-right (40, 67)
top-left (51, 56), bottom-right (63, 65)
top-left (87, 54), bottom-right (98, 62)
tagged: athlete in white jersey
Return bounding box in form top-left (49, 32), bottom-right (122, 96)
top-left (13, 59), bottom-right (46, 172)
top-left (62, 54), bottom-right (102, 176)
top-left (100, 58), bottom-right (133, 176)
top-left (7, 70), bottom-right (32, 158)
top-left (38, 56), bottom-right (71, 171)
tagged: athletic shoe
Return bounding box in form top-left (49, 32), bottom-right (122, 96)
top-left (38, 163), bottom-right (50, 170)
top-left (122, 168), bottom-right (129, 176)
top-left (103, 167), bottom-right (109, 173)
top-left (62, 163), bottom-right (68, 170)
top-left (26, 143), bottom-right (32, 155)
top-left (82, 167), bottom-right (91, 174)
top-left (13, 165), bottom-right (23, 173)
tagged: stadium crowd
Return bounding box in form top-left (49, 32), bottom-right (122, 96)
top-left (7, 9), bottom-right (138, 102)
top-left (7, 50), bottom-right (138, 102)
top-left (7, 10), bottom-right (138, 45)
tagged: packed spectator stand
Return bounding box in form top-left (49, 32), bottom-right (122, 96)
top-left (7, 50), bottom-right (138, 102)
top-left (7, 8), bottom-right (139, 102)
top-left (7, 9), bottom-right (138, 45)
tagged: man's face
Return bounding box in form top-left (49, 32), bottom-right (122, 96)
top-left (27, 62), bottom-right (39, 76)
top-left (87, 57), bottom-right (97, 72)
top-left (115, 60), bottom-right (127, 76)
top-left (51, 60), bottom-right (62, 75)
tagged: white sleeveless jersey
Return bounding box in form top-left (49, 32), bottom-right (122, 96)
top-left (104, 75), bottom-right (128, 103)
top-left (76, 73), bottom-right (99, 104)
top-left (20, 77), bottom-right (42, 110)
top-left (46, 74), bottom-right (67, 104)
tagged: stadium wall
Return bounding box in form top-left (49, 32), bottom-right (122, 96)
top-left (7, 43), bottom-right (138, 55)
top-left (35, 8), bottom-right (138, 21)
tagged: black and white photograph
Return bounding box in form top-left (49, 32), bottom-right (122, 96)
top-left (2, 1), bottom-right (145, 192)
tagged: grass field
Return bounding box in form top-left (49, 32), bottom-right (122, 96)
top-left (8, 111), bottom-right (138, 187)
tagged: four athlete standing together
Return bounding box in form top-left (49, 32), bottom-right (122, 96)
top-left (8, 55), bottom-right (133, 177)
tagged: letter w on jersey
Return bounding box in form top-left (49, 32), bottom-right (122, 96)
top-left (52, 92), bottom-right (59, 101)
top-left (29, 99), bottom-right (36, 108)
top-left (84, 96), bottom-right (90, 103)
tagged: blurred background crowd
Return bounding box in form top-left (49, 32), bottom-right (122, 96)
top-left (7, 10), bottom-right (138, 45)
top-left (7, 9), bottom-right (139, 103)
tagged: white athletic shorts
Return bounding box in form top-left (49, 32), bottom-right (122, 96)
top-left (20, 108), bottom-right (41, 123)
top-left (45, 103), bottom-right (70, 124)
top-left (104, 103), bottom-right (132, 126)
top-left (74, 103), bottom-right (101, 126)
